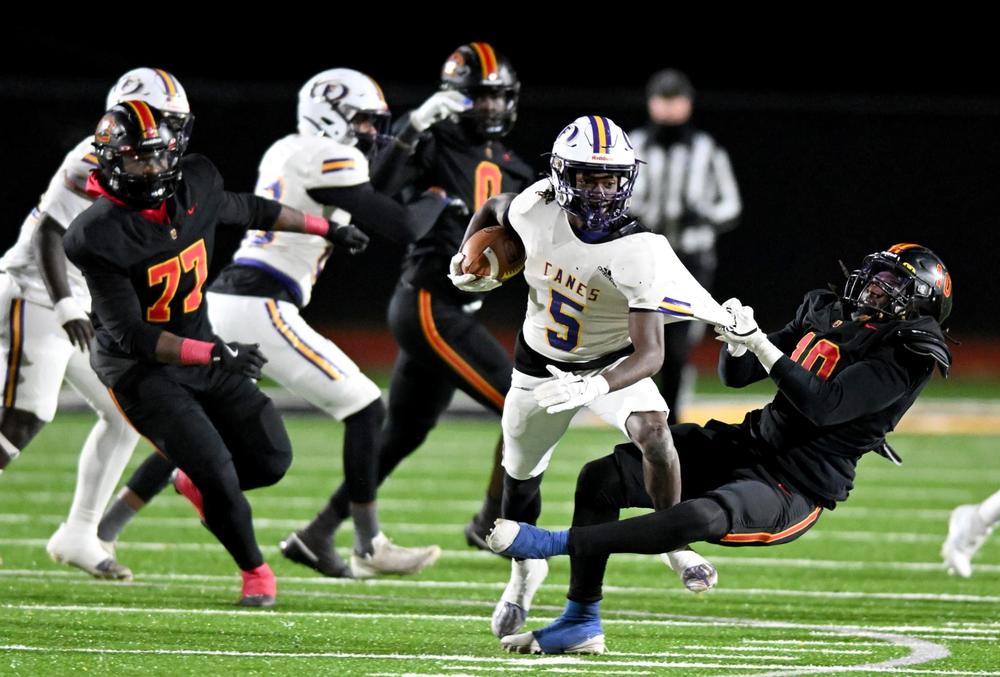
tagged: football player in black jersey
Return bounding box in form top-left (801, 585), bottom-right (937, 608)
top-left (289, 43), bottom-right (536, 557)
top-left (485, 243), bottom-right (953, 655)
top-left (64, 100), bottom-right (369, 607)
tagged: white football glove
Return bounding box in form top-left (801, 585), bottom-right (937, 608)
top-left (410, 91), bottom-right (471, 132)
top-left (533, 365), bottom-right (610, 414)
top-left (716, 297), bottom-right (747, 357)
top-left (714, 304), bottom-right (783, 372)
top-left (447, 252), bottom-right (501, 292)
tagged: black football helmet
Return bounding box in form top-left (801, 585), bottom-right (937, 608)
top-left (440, 42), bottom-right (519, 139)
top-left (844, 243), bottom-right (953, 324)
top-left (94, 100), bottom-right (183, 206)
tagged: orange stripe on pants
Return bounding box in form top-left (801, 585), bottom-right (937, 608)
top-left (417, 290), bottom-right (504, 410)
top-left (720, 506), bottom-right (823, 544)
top-left (3, 299), bottom-right (24, 409)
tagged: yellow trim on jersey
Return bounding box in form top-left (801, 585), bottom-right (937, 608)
top-left (321, 159), bottom-right (357, 174)
top-left (265, 300), bottom-right (344, 381)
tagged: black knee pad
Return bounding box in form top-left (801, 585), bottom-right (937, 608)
top-left (345, 398), bottom-right (385, 430)
top-left (575, 454), bottom-right (619, 501)
top-left (256, 401), bottom-right (293, 484)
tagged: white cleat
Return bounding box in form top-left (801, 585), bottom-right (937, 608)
top-left (491, 557), bottom-right (549, 638)
top-left (349, 532), bottom-right (441, 579)
top-left (46, 523), bottom-right (132, 581)
top-left (942, 504), bottom-right (993, 578)
top-left (501, 630), bottom-right (606, 655)
top-left (662, 549), bottom-right (718, 593)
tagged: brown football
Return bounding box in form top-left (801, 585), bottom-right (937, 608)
top-left (460, 225), bottom-right (526, 282)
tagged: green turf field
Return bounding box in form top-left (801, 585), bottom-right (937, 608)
top-left (1, 412), bottom-right (998, 675)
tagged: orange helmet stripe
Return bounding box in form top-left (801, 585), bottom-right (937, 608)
top-left (123, 100), bottom-right (159, 139)
top-left (470, 42), bottom-right (498, 80)
top-left (888, 242), bottom-right (922, 253)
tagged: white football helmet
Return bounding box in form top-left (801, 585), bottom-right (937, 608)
top-left (106, 67), bottom-right (193, 149)
top-left (550, 115), bottom-right (638, 234)
top-left (297, 68), bottom-right (391, 155)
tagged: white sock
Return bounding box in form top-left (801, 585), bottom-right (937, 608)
top-left (65, 414), bottom-right (139, 531)
top-left (664, 548), bottom-right (711, 574)
top-left (978, 489), bottom-right (1000, 526)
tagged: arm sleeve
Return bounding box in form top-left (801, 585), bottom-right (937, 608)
top-left (306, 183), bottom-right (432, 244)
top-left (371, 114), bottom-right (434, 197)
top-left (218, 192), bottom-right (282, 231)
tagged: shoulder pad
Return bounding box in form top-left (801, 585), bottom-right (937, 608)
top-left (894, 321), bottom-right (951, 376)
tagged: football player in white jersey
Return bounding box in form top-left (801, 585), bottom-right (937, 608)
top-left (0, 67), bottom-right (191, 579)
top-left (99, 69), bottom-right (458, 578)
top-left (449, 116), bottom-right (729, 642)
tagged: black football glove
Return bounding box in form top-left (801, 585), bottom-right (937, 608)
top-left (326, 221), bottom-right (370, 255)
top-left (211, 340), bottom-right (267, 379)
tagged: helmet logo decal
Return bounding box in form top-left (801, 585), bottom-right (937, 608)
top-left (943, 271), bottom-right (952, 297)
top-left (310, 81), bottom-right (349, 104)
top-left (116, 76), bottom-right (145, 98)
top-left (95, 116), bottom-right (114, 144)
top-left (443, 51), bottom-right (469, 79)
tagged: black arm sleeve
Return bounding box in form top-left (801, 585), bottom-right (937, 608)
top-left (306, 183), bottom-right (438, 244)
top-left (371, 114), bottom-right (434, 196)
top-left (769, 350), bottom-right (911, 427)
top-left (217, 192), bottom-right (282, 231)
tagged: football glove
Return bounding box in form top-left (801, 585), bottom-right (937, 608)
top-left (410, 91), bottom-right (471, 132)
top-left (447, 252), bottom-right (502, 292)
top-left (212, 341), bottom-right (268, 379)
top-left (326, 222), bottom-right (369, 255)
top-left (533, 364), bottom-right (610, 414)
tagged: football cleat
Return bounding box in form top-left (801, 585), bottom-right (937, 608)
top-left (349, 532), bottom-right (441, 579)
top-left (486, 518), bottom-right (568, 559)
top-left (279, 531), bottom-right (352, 578)
top-left (491, 557), bottom-right (549, 638)
top-left (662, 549), bottom-right (718, 593)
top-left (942, 504), bottom-right (993, 578)
top-left (46, 523), bottom-right (133, 581)
top-left (464, 514), bottom-right (493, 552)
top-left (239, 562), bottom-right (276, 607)
top-left (501, 600), bottom-right (605, 655)
top-left (173, 469), bottom-right (205, 522)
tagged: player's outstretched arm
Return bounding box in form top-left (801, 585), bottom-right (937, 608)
top-left (269, 205), bottom-right (371, 255)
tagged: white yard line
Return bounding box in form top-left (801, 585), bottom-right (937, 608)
top-left (3, 568), bottom-right (998, 606)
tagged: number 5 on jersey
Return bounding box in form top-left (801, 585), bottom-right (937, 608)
top-left (547, 290), bottom-right (584, 352)
top-left (146, 239), bottom-right (208, 322)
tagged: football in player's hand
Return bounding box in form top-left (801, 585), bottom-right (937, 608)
top-left (460, 225), bottom-right (526, 282)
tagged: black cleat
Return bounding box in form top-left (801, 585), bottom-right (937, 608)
top-left (279, 531), bottom-right (353, 578)
top-left (464, 514), bottom-right (496, 553)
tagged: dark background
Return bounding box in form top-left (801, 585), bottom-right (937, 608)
top-left (1, 27), bottom-right (995, 340)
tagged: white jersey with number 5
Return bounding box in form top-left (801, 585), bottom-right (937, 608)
top-left (0, 136), bottom-right (98, 309)
top-left (508, 178), bottom-right (718, 364)
top-left (231, 134), bottom-right (368, 307)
